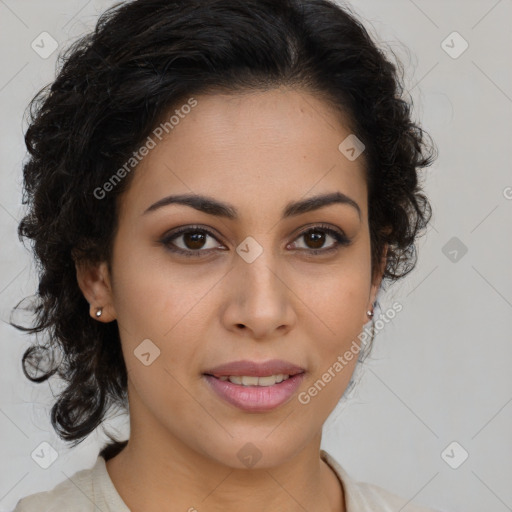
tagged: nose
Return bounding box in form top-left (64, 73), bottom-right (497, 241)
top-left (220, 247), bottom-right (297, 340)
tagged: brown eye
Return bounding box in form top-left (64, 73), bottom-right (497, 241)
top-left (290, 224), bottom-right (351, 255)
top-left (182, 231), bottom-right (208, 250)
top-left (303, 229), bottom-right (327, 249)
top-left (160, 226), bottom-right (224, 257)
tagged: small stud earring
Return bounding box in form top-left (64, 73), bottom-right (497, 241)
top-left (366, 307), bottom-right (374, 318)
top-left (95, 307), bottom-right (103, 318)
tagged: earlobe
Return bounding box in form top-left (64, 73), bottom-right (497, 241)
top-left (366, 243), bottom-right (388, 320)
top-left (75, 260), bottom-right (116, 321)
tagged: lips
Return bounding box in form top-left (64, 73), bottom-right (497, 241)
top-left (203, 359), bottom-right (305, 378)
top-left (202, 359), bottom-right (306, 411)
top-left (203, 372), bottom-right (306, 412)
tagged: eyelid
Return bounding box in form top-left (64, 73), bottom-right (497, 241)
top-left (159, 223), bottom-right (350, 256)
top-left (287, 223), bottom-right (350, 254)
top-left (159, 224), bottom-right (226, 254)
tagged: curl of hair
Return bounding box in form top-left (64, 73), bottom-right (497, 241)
top-left (11, 0), bottom-right (436, 458)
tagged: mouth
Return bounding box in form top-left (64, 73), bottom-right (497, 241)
top-left (203, 358), bottom-right (305, 379)
top-left (206, 374), bottom-right (295, 386)
top-left (202, 359), bottom-right (306, 412)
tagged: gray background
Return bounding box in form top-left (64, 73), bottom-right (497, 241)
top-left (1, 1), bottom-right (511, 511)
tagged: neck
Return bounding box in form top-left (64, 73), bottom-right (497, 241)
top-left (105, 413), bottom-right (345, 512)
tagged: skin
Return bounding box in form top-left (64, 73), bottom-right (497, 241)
top-left (76, 86), bottom-right (387, 512)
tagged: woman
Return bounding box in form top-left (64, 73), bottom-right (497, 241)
top-left (11, 0), bottom-right (439, 510)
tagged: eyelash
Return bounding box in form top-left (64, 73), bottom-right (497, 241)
top-left (159, 223), bottom-right (351, 258)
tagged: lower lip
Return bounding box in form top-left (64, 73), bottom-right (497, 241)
top-left (203, 373), bottom-right (305, 412)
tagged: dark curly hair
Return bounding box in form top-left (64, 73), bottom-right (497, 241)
top-left (10, 0), bottom-right (436, 461)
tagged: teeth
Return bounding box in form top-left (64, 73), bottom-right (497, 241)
top-left (216, 374), bottom-right (291, 386)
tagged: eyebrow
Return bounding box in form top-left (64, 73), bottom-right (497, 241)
top-left (142, 191), bottom-right (361, 221)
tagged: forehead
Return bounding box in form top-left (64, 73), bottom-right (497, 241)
top-left (118, 88), bottom-right (368, 223)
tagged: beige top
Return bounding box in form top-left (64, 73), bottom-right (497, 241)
top-left (14, 450), bottom-right (441, 511)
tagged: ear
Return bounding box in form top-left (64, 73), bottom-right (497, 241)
top-left (366, 243), bottom-right (388, 319)
top-left (75, 260), bottom-right (117, 322)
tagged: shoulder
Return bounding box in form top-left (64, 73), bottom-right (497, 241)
top-left (320, 450), bottom-right (443, 512)
top-left (13, 457), bottom-right (104, 512)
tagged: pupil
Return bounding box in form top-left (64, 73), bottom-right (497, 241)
top-left (185, 232), bottom-right (206, 249)
top-left (307, 231), bottom-right (324, 249)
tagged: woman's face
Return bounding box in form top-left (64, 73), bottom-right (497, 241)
top-left (85, 87), bottom-right (384, 468)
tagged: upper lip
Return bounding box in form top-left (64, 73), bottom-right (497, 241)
top-left (204, 359), bottom-right (305, 377)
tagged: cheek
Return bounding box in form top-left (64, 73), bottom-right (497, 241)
top-left (297, 261), bottom-right (371, 336)
top-left (110, 237), bottom-right (202, 336)
top-left (307, 278), bottom-right (367, 323)
top-left (295, 280), bottom-right (368, 421)
top-left (303, 281), bottom-right (367, 381)
top-left (109, 247), bottom-right (211, 383)
top-left (293, 254), bottom-right (371, 397)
